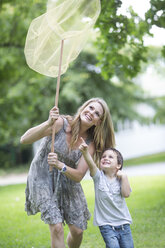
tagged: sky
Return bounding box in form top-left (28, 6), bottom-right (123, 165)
top-left (120, 0), bottom-right (150, 18)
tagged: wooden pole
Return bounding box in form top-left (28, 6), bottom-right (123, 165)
top-left (50, 39), bottom-right (64, 171)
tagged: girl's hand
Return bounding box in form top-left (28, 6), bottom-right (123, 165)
top-left (48, 106), bottom-right (59, 126)
top-left (116, 170), bottom-right (127, 179)
top-left (79, 137), bottom-right (88, 153)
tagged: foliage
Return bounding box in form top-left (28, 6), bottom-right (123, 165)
top-left (0, 175), bottom-right (165, 247)
top-left (145, 0), bottom-right (165, 29)
top-left (153, 96), bottom-right (165, 123)
top-left (0, 0), bottom-right (165, 166)
top-left (95, 0), bottom-right (165, 126)
top-left (96, 0), bottom-right (149, 80)
top-left (60, 52), bottom-right (149, 130)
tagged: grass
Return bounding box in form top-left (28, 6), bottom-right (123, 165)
top-left (0, 164), bottom-right (30, 177)
top-left (125, 151), bottom-right (165, 166)
top-left (0, 175), bottom-right (165, 248)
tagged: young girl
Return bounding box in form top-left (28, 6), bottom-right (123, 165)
top-left (20, 98), bottom-right (115, 248)
top-left (79, 138), bottom-right (134, 248)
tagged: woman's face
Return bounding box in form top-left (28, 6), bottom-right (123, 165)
top-left (80, 101), bottom-right (104, 127)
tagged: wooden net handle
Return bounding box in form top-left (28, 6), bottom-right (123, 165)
top-left (50, 39), bottom-right (64, 171)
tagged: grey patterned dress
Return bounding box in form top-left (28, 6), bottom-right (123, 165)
top-left (25, 118), bottom-right (91, 230)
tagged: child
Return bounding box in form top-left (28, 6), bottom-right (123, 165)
top-left (79, 138), bottom-right (134, 248)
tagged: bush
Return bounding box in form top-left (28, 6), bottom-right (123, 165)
top-left (0, 144), bottom-right (32, 168)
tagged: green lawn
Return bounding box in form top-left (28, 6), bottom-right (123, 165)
top-left (0, 175), bottom-right (165, 248)
top-left (125, 151), bottom-right (165, 166)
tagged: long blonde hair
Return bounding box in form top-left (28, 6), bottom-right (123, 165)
top-left (67, 98), bottom-right (115, 166)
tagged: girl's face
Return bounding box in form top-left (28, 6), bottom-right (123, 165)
top-left (80, 101), bottom-right (103, 128)
top-left (100, 150), bottom-right (119, 171)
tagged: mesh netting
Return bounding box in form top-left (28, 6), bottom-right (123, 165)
top-left (24, 0), bottom-right (101, 77)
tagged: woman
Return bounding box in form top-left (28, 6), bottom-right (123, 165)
top-left (20, 98), bottom-right (115, 248)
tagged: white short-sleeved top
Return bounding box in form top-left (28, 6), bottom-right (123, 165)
top-left (92, 169), bottom-right (132, 226)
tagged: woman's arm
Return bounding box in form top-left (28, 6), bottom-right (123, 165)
top-left (117, 170), bottom-right (131, 198)
top-left (47, 141), bottom-right (96, 182)
top-left (20, 106), bottom-right (63, 144)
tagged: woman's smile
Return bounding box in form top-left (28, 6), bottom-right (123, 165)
top-left (84, 113), bottom-right (92, 121)
top-left (80, 102), bottom-right (103, 126)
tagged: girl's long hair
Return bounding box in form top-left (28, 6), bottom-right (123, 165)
top-left (66, 98), bottom-right (115, 166)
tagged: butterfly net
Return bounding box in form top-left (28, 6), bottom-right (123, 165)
top-left (24, 0), bottom-right (101, 77)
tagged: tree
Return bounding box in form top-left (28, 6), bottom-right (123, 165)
top-left (95, 0), bottom-right (148, 80)
top-left (94, 0), bottom-right (165, 125)
top-left (0, 0), bottom-right (164, 166)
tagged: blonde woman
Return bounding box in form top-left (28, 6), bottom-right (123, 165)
top-left (20, 98), bottom-right (115, 248)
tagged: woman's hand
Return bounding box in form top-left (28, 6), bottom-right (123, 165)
top-left (47, 152), bottom-right (63, 170)
top-left (47, 106), bottom-right (59, 126)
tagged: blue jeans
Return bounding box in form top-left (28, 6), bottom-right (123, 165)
top-left (99, 224), bottom-right (134, 248)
